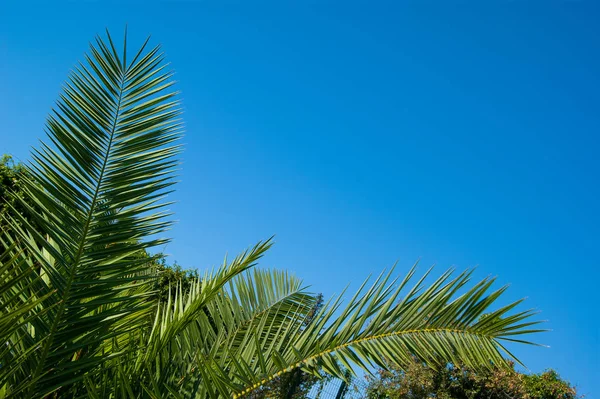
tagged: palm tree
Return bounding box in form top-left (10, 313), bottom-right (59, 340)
top-left (0, 31), bottom-right (542, 399)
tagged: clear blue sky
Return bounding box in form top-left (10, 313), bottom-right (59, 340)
top-left (1, 0), bottom-right (598, 396)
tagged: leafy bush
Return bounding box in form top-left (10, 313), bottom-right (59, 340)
top-left (366, 358), bottom-right (580, 399)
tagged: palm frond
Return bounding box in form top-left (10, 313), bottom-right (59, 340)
top-left (143, 239), bottom-right (273, 364)
top-left (0, 29), bottom-right (181, 397)
top-left (170, 267), bottom-right (317, 398)
top-left (189, 265), bottom-right (543, 399)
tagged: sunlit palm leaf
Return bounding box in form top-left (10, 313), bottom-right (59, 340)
top-left (194, 266), bottom-right (543, 399)
top-left (144, 239), bottom-right (273, 364)
top-left (171, 267), bottom-right (318, 398)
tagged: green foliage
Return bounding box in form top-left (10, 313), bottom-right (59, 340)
top-left (0, 155), bottom-right (38, 233)
top-left (522, 369), bottom-right (580, 399)
top-left (0, 30), bottom-right (543, 398)
top-left (0, 156), bottom-right (319, 399)
top-left (366, 358), bottom-right (580, 399)
top-left (0, 157), bottom-right (193, 304)
top-left (248, 368), bottom-right (332, 399)
top-left (153, 257), bottom-right (199, 301)
top-left (0, 155), bottom-right (23, 214)
top-left (249, 294), bottom-right (330, 399)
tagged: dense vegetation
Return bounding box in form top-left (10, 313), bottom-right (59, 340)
top-left (0, 155), bottom-right (327, 398)
top-left (0, 31), bottom-right (541, 398)
top-left (366, 358), bottom-right (580, 399)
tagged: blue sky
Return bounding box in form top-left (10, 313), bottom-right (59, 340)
top-left (1, 0), bottom-right (598, 396)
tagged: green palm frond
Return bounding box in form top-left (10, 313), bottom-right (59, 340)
top-left (0, 29), bottom-right (181, 397)
top-left (165, 266), bottom-right (318, 399)
top-left (193, 265), bottom-right (543, 399)
top-left (213, 268), bottom-right (317, 350)
top-left (0, 245), bottom-right (55, 363)
top-left (144, 239), bottom-right (273, 364)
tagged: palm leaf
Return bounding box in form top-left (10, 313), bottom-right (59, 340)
top-left (171, 267), bottom-right (318, 398)
top-left (189, 265), bottom-right (543, 399)
top-left (143, 239), bottom-right (273, 364)
top-left (0, 29), bottom-right (181, 397)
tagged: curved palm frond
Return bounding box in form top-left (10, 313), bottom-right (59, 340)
top-left (141, 258), bottom-right (316, 397)
top-left (143, 240), bottom-right (274, 363)
top-left (190, 265), bottom-right (543, 399)
top-left (215, 268), bottom-right (318, 350)
top-left (0, 30), bottom-right (181, 397)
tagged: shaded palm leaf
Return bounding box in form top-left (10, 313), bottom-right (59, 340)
top-left (0, 30), bottom-right (181, 397)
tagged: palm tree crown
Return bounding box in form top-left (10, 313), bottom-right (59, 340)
top-left (0, 31), bottom-right (543, 399)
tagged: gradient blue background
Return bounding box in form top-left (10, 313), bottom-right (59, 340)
top-left (1, 1), bottom-right (598, 396)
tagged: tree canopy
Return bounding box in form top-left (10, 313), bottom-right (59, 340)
top-left (366, 358), bottom-right (580, 399)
